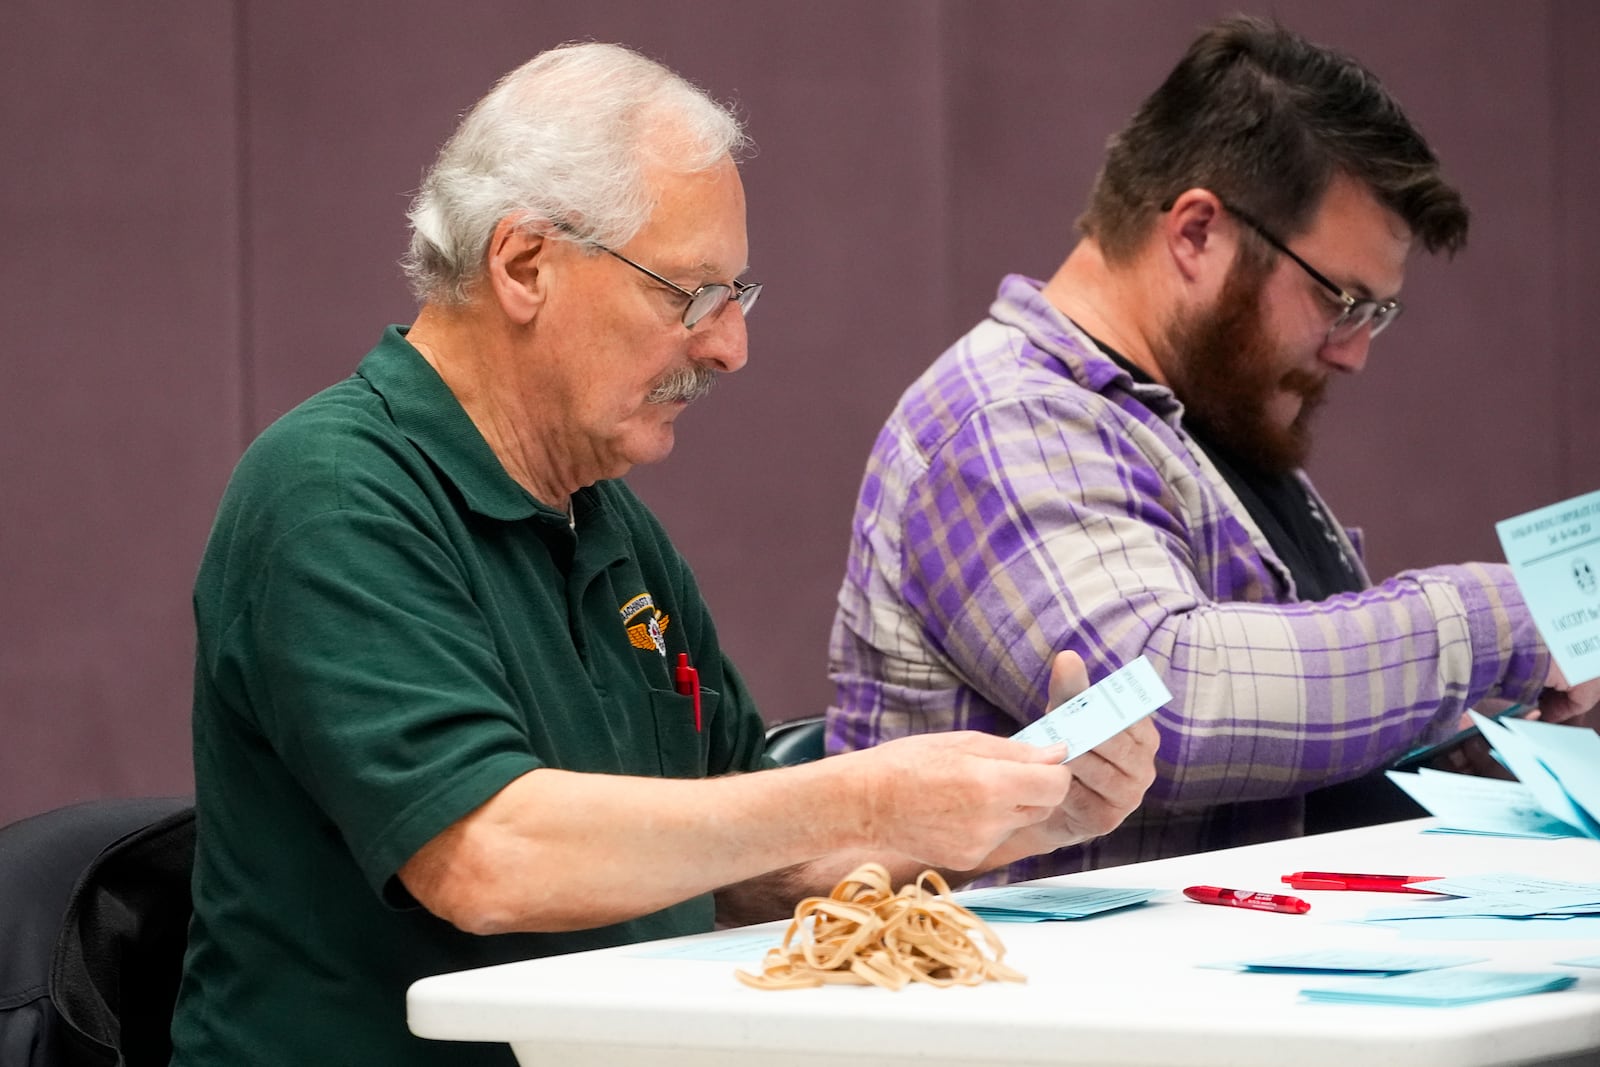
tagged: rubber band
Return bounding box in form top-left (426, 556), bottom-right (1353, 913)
top-left (735, 863), bottom-right (1024, 990)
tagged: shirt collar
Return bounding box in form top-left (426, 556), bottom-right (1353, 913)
top-left (988, 274), bottom-right (1183, 420)
top-left (356, 325), bottom-right (561, 524)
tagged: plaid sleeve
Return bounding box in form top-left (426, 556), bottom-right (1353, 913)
top-left (877, 383), bottom-right (1549, 807)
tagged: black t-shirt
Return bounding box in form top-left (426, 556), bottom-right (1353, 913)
top-left (1188, 436), bottom-right (1363, 600)
top-left (1084, 331), bottom-right (1418, 833)
top-left (1093, 341), bottom-right (1362, 600)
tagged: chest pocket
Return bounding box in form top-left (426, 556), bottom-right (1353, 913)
top-left (648, 687), bottom-right (717, 779)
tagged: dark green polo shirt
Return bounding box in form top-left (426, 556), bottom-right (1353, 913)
top-left (171, 327), bottom-right (769, 1067)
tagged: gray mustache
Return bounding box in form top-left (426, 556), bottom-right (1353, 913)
top-left (645, 365), bottom-right (717, 405)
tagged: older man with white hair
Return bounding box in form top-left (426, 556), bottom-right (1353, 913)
top-left (169, 43), bottom-right (1157, 1067)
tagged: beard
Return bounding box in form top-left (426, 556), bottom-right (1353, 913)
top-left (1163, 261), bottom-right (1328, 475)
top-left (644, 364), bottom-right (717, 405)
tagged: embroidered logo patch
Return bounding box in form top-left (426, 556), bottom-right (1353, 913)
top-left (620, 592), bottom-right (669, 656)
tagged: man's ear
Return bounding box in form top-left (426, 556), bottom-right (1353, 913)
top-left (483, 216), bottom-right (549, 325)
top-left (1161, 188), bottom-right (1232, 286)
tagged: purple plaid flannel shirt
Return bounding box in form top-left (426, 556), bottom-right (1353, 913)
top-left (827, 275), bottom-right (1549, 883)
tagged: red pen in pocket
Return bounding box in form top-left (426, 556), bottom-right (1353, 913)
top-left (674, 653), bottom-right (702, 733)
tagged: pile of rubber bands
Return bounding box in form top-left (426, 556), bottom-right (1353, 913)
top-left (736, 863), bottom-right (1024, 990)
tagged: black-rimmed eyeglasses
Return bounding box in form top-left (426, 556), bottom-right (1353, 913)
top-left (1221, 202), bottom-right (1403, 345)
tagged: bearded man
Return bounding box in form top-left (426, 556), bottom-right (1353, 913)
top-left (827, 14), bottom-right (1598, 884)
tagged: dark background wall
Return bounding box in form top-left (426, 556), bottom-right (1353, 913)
top-left (3, 1), bottom-right (1596, 825)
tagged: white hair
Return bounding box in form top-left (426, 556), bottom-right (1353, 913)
top-left (402, 42), bottom-right (748, 305)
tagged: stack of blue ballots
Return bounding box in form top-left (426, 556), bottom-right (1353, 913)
top-left (952, 884), bottom-right (1159, 922)
top-left (1385, 712), bottom-right (1600, 838)
top-left (1196, 947), bottom-right (1586, 1008)
top-left (1355, 873), bottom-right (1600, 941)
top-left (1298, 969), bottom-right (1576, 1007)
top-left (1201, 949), bottom-right (1486, 976)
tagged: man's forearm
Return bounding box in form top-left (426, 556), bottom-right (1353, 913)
top-left (400, 732), bottom-right (1073, 936)
top-left (399, 761), bottom-right (877, 935)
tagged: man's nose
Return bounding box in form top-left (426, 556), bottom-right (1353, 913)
top-left (689, 298), bottom-right (749, 373)
top-left (1319, 329), bottom-right (1371, 374)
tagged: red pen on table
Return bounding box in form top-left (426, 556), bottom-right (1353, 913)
top-left (674, 653), bottom-right (702, 733)
top-left (1183, 885), bottom-right (1310, 914)
top-left (1281, 871), bottom-right (1442, 893)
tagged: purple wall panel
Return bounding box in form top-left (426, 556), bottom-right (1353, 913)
top-left (2, 1), bottom-right (1592, 822)
top-left (1553, 0), bottom-right (1600, 499)
top-left (0, 3), bottom-right (240, 823)
top-left (1291, 2), bottom-right (1566, 576)
top-left (941, 0), bottom-right (1237, 335)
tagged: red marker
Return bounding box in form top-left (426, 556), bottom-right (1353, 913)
top-left (1281, 871), bottom-right (1442, 893)
top-left (675, 653), bottom-right (702, 733)
top-left (1183, 885), bottom-right (1310, 914)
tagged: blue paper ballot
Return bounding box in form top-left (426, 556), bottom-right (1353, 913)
top-left (1011, 656), bottom-right (1170, 761)
top-left (631, 931), bottom-right (775, 962)
top-left (1421, 825), bottom-right (1569, 840)
top-left (1497, 490), bottom-right (1600, 685)
top-left (1415, 872), bottom-right (1600, 908)
top-left (1370, 916), bottom-right (1600, 941)
top-left (1366, 901), bottom-right (1591, 921)
top-left (1383, 768), bottom-right (1581, 838)
top-left (1362, 873), bottom-right (1600, 922)
top-left (954, 884), bottom-right (1159, 921)
top-left (1471, 712), bottom-right (1600, 838)
top-left (1385, 712), bottom-right (1600, 839)
top-left (1498, 715), bottom-right (1600, 830)
top-left (1558, 955), bottom-right (1600, 968)
top-left (1300, 970), bottom-right (1576, 1007)
top-left (1207, 950), bottom-right (1484, 975)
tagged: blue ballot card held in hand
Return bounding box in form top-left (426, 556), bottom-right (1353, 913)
top-left (1497, 490), bottom-right (1600, 685)
top-left (1011, 656), bottom-right (1171, 761)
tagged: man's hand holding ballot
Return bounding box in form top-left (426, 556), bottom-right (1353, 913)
top-left (963, 652), bottom-right (1161, 876)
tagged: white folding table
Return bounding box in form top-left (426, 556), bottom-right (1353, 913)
top-left (409, 819), bottom-right (1600, 1066)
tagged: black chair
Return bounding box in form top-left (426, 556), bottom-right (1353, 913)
top-left (0, 797), bottom-right (196, 1067)
top-left (764, 716), bottom-right (827, 766)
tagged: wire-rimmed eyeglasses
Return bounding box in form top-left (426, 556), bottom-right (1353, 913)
top-left (550, 220), bottom-right (758, 332)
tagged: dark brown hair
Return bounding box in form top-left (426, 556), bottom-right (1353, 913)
top-left (1080, 15), bottom-right (1469, 262)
